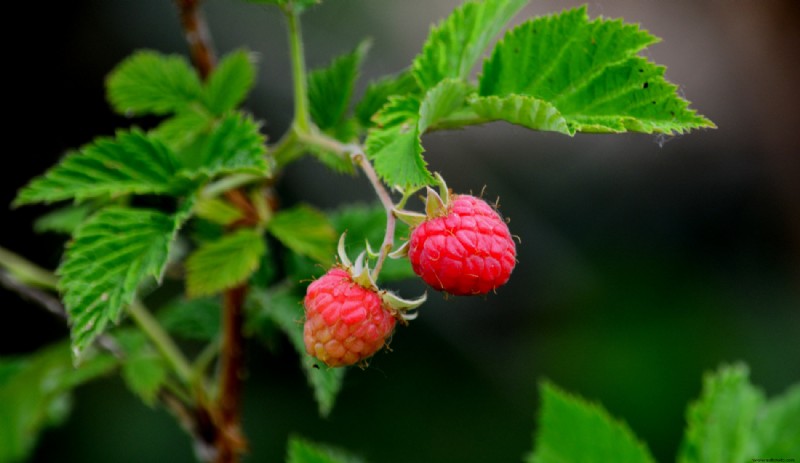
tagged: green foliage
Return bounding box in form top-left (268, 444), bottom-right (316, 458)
top-left (528, 382), bottom-right (657, 463)
top-left (33, 204), bottom-right (93, 235)
top-left (150, 106), bottom-right (214, 153)
top-left (247, 288), bottom-right (344, 417)
top-left (58, 207), bottom-right (186, 359)
top-left (159, 297), bottom-right (221, 341)
top-left (355, 70), bottom-right (419, 128)
top-left (106, 51), bottom-right (203, 116)
top-left (309, 40), bottom-right (369, 132)
top-left (365, 79), bottom-right (469, 189)
top-left (14, 130), bottom-right (182, 206)
top-left (0, 343), bottom-right (116, 463)
top-left (115, 331), bottom-right (168, 406)
top-left (412, 0), bottom-right (528, 89)
top-left (477, 6), bottom-right (715, 135)
top-left (185, 229), bottom-right (266, 297)
top-left (286, 435), bottom-right (365, 463)
top-left (193, 196), bottom-right (245, 226)
top-left (268, 204), bottom-right (337, 264)
top-left (178, 111), bottom-right (270, 179)
top-left (676, 363), bottom-right (798, 463)
top-left (204, 50), bottom-right (257, 116)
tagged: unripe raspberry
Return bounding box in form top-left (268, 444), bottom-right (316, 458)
top-left (303, 268), bottom-right (396, 367)
top-left (407, 193), bottom-right (516, 296)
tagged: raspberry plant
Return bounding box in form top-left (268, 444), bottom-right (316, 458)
top-left (1, 0), bottom-right (798, 462)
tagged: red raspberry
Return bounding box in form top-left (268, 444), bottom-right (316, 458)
top-left (408, 194), bottom-right (516, 295)
top-left (303, 268), bottom-right (396, 367)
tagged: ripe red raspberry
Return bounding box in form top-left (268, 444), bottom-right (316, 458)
top-left (408, 194), bottom-right (516, 295)
top-left (303, 268), bottom-right (396, 367)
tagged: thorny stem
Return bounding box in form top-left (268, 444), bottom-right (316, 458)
top-left (173, 1), bottom-right (250, 461)
top-left (296, 131), bottom-right (398, 281)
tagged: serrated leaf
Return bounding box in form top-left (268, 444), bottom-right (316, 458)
top-left (186, 229), bottom-right (266, 297)
top-left (754, 383), bottom-right (800, 456)
top-left (355, 70), bottom-right (419, 128)
top-left (286, 436), bottom-right (365, 463)
top-left (115, 331), bottom-right (168, 406)
top-left (479, 6), bottom-right (714, 135)
top-left (58, 207), bottom-right (186, 359)
top-left (150, 106), bottom-right (215, 153)
top-left (677, 364), bottom-right (765, 463)
top-left (309, 40), bottom-right (370, 131)
top-left (528, 382), bottom-right (657, 463)
top-left (268, 205), bottom-right (336, 264)
top-left (159, 297), bottom-right (221, 341)
top-left (469, 94), bottom-right (569, 133)
top-left (0, 343), bottom-right (116, 463)
top-left (204, 50), bottom-right (257, 115)
top-left (247, 288), bottom-right (345, 417)
top-left (328, 203), bottom-right (414, 281)
top-left (33, 204), bottom-right (94, 235)
top-left (106, 50), bottom-right (203, 116)
top-left (178, 111), bottom-right (270, 179)
top-left (365, 79), bottom-right (469, 189)
top-left (15, 130), bottom-right (183, 207)
top-left (412, 0), bottom-right (528, 89)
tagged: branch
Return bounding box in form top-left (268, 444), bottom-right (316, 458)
top-left (174, 0), bottom-right (217, 80)
top-left (215, 284), bottom-right (248, 462)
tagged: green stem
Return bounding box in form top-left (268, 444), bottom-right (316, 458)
top-left (129, 300), bottom-right (194, 386)
top-left (286, 6), bottom-right (311, 133)
top-left (0, 246), bottom-right (59, 289)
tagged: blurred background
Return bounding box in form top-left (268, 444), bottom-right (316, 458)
top-left (2, 0), bottom-right (799, 461)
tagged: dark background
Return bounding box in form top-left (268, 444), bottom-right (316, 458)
top-left (3, 0), bottom-right (799, 462)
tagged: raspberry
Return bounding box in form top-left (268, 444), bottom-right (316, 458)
top-left (407, 194), bottom-right (516, 295)
top-left (303, 268), bottom-right (397, 367)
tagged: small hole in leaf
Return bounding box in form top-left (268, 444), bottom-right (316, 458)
top-left (643, 82), bottom-right (649, 89)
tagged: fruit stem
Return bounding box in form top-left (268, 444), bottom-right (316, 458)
top-left (294, 130), bottom-right (397, 281)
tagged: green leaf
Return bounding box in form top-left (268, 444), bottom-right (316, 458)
top-left (14, 130), bottom-right (183, 206)
top-left (412, 0), bottom-right (528, 89)
top-left (106, 50), bottom-right (203, 116)
top-left (328, 203), bottom-right (414, 281)
top-left (115, 331), bottom-right (168, 406)
top-left (365, 79), bottom-right (469, 189)
top-left (0, 343), bottom-right (116, 463)
top-left (469, 94), bottom-right (569, 134)
top-left (677, 364), bottom-right (765, 463)
top-left (33, 204), bottom-right (94, 235)
top-left (178, 111), bottom-right (270, 179)
top-left (268, 205), bottom-right (336, 264)
top-left (150, 106), bottom-right (215, 153)
top-left (159, 297), bottom-right (221, 341)
top-left (754, 384), bottom-right (800, 456)
top-left (204, 50), bottom-right (257, 115)
top-left (355, 70), bottom-right (419, 128)
top-left (247, 288), bottom-right (345, 417)
top-left (309, 40), bottom-right (370, 131)
top-left (58, 207), bottom-right (186, 359)
top-left (286, 436), bottom-right (365, 463)
top-left (185, 229), bottom-right (266, 298)
top-left (479, 6), bottom-right (714, 135)
top-left (528, 382), bottom-right (657, 463)
top-left (193, 196), bottom-right (245, 226)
